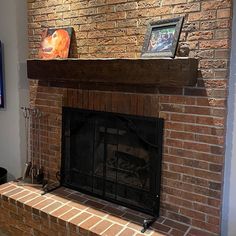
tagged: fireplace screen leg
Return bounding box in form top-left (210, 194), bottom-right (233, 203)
top-left (141, 217), bottom-right (156, 233)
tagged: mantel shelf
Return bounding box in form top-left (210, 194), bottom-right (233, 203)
top-left (27, 58), bottom-right (198, 87)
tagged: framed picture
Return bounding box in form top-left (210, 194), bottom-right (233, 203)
top-left (38, 27), bottom-right (73, 59)
top-left (0, 41), bottom-right (4, 108)
top-left (141, 17), bottom-right (184, 58)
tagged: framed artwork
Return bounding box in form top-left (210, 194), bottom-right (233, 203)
top-left (0, 41), bottom-right (4, 108)
top-left (141, 17), bottom-right (184, 58)
top-left (38, 27), bottom-right (73, 59)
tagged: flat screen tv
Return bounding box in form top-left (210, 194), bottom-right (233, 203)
top-left (0, 41), bottom-right (4, 108)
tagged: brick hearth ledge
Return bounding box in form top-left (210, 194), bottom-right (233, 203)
top-left (0, 182), bottom-right (216, 236)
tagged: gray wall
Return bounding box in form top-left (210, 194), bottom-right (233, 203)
top-left (0, 0), bottom-right (28, 179)
top-left (222, 0), bottom-right (236, 235)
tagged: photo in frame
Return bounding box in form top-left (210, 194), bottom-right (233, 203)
top-left (141, 17), bottom-right (184, 58)
top-left (38, 27), bottom-right (73, 59)
top-left (0, 41), bottom-right (4, 108)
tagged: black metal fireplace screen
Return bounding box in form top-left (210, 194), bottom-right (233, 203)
top-left (61, 107), bottom-right (164, 216)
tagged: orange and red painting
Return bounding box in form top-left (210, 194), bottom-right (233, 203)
top-left (38, 27), bottom-right (73, 59)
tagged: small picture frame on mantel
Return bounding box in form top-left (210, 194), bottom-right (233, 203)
top-left (141, 17), bottom-right (184, 58)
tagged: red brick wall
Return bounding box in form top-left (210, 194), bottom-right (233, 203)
top-left (27, 0), bottom-right (232, 234)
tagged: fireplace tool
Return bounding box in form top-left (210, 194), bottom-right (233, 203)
top-left (35, 110), bottom-right (44, 183)
top-left (29, 108), bottom-right (37, 183)
top-left (16, 107), bottom-right (45, 187)
top-left (29, 108), bottom-right (45, 184)
top-left (21, 107), bottom-right (31, 181)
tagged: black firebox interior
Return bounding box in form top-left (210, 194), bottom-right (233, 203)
top-left (61, 107), bottom-right (164, 216)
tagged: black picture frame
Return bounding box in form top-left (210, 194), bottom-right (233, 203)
top-left (141, 17), bottom-right (184, 58)
top-left (0, 41), bottom-right (4, 108)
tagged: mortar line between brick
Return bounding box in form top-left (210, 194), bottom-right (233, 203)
top-left (0, 186), bottom-right (18, 195)
top-left (164, 179), bottom-right (221, 195)
top-left (99, 223), bottom-right (115, 235)
top-left (134, 231), bottom-right (148, 236)
top-left (187, 226), bottom-right (219, 236)
top-left (0, 183), bottom-right (12, 190)
top-left (39, 200), bottom-right (57, 211)
top-left (88, 217), bottom-right (108, 232)
top-left (103, 214), bottom-right (129, 227)
top-left (165, 127), bottom-right (224, 135)
top-left (65, 211), bottom-right (84, 226)
top-left (164, 147), bottom-right (223, 157)
top-left (161, 102), bottom-right (225, 110)
top-left (106, 220), bottom-right (129, 228)
top-left (164, 150), bottom-right (222, 161)
top-left (116, 227), bottom-right (126, 236)
top-left (109, 222), bottom-right (126, 235)
top-left (65, 200), bottom-right (90, 213)
top-left (57, 205), bottom-right (87, 222)
top-left (10, 190), bottom-right (34, 202)
top-left (23, 195), bottom-right (45, 207)
top-left (65, 189), bottom-right (78, 195)
top-left (164, 117), bottom-right (224, 127)
top-left (166, 138), bottom-right (224, 148)
top-left (51, 206), bottom-right (74, 218)
top-left (46, 202), bottom-right (65, 214)
top-left (163, 194), bottom-right (220, 211)
top-left (166, 224), bottom-right (173, 236)
top-left (5, 189), bottom-right (25, 199)
top-left (184, 226), bottom-right (191, 236)
top-left (77, 214), bottom-right (94, 227)
top-left (32, 200), bottom-right (55, 211)
top-left (166, 171), bottom-right (221, 186)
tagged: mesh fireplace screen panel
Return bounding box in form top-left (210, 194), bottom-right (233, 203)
top-left (61, 107), bottom-right (164, 216)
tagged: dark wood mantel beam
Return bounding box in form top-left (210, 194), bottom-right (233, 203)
top-left (27, 58), bottom-right (198, 87)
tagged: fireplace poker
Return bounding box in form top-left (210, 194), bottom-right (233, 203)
top-left (30, 108), bottom-right (39, 183)
top-left (21, 107), bottom-right (32, 181)
top-left (31, 108), bottom-right (35, 182)
top-left (36, 110), bottom-right (44, 183)
top-left (35, 109), bottom-right (39, 179)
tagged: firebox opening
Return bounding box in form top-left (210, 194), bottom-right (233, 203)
top-left (61, 107), bottom-right (164, 216)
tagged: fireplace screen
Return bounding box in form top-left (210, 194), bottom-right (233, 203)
top-left (61, 107), bottom-right (164, 216)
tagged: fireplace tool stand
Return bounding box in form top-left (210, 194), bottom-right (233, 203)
top-left (16, 107), bottom-right (46, 187)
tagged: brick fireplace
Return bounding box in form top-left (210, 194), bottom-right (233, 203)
top-left (26, 55), bottom-right (223, 235)
top-left (0, 0), bottom-right (232, 235)
top-left (1, 71), bottom-right (224, 235)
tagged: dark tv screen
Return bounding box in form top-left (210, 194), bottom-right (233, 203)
top-left (0, 41), bottom-right (4, 108)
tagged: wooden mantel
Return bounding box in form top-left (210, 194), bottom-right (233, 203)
top-left (27, 58), bottom-right (198, 87)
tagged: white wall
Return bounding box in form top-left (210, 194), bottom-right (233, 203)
top-left (0, 0), bottom-right (28, 179)
top-left (222, 1), bottom-right (236, 235)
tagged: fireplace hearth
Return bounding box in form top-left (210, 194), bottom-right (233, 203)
top-left (61, 107), bottom-right (164, 218)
